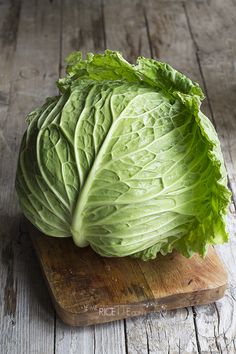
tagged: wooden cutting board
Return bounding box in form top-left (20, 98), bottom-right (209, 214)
top-left (29, 223), bottom-right (228, 326)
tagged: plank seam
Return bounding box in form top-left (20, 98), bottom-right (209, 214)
top-left (93, 326), bottom-right (96, 354)
top-left (53, 311), bottom-right (57, 354)
top-left (58, 0), bottom-right (63, 79)
top-left (124, 319), bottom-right (129, 354)
top-left (101, 0), bottom-right (107, 50)
top-left (143, 6), bottom-right (154, 59)
top-left (145, 324), bottom-right (150, 354)
top-left (192, 306), bottom-right (202, 354)
top-left (183, 0), bottom-right (236, 209)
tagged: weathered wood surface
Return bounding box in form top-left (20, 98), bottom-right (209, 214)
top-left (30, 223), bottom-right (227, 326)
top-left (55, 1), bottom-right (127, 353)
top-left (0, 0), bottom-right (60, 353)
top-left (0, 0), bottom-right (235, 353)
top-left (184, 1), bottom-right (236, 352)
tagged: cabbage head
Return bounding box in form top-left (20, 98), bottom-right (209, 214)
top-left (16, 50), bottom-right (231, 260)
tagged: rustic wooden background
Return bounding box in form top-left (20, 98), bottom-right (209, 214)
top-left (0, 0), bottom-right (236, 353)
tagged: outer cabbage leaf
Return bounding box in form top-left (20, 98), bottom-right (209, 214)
top-left (16, 50), bottom-right (231, 260)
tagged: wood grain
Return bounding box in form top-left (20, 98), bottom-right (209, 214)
top-left (29, 222), bottom-right (227, 327)
top-left (55, 1), bottom-right (126, 353)
top-left (103, 0), bottom-right (201, 352)
top-left (184, 1), bottom-right (236, 352)
top-left (0, 0), bottom-right (61, 353)
top-left (143, 1), bottom-right (236, 352)
top-left (0, 0), bottom-right (236, 352)
top-left (60, 0), bottom-right (105, 74)
top-left (103, 0), bottom-right (150, 60)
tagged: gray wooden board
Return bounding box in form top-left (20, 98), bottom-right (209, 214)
top-left (104, 0), bottom-right (198, 353)
top-left (55, 1), bottom-right (126, 353)
top-left (0, 0), bottom-right (60, 353)
top-left (0, 0), bottom-right (236, 353)
top-left (185, 1), bottom-right (236, 352)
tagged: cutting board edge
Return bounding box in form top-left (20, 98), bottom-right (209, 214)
top-left (28, 222), bottom-right (228, 327)
top-left (52, 283), bottom-right (227, 326)
top-left (31, 234), bottom-right (227, 326)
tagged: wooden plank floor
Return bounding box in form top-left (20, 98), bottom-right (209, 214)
top-left (0, 0), bottom-right (235, 352)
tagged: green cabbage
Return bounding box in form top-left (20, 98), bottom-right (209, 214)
top-left (16, 50), bottom-right (231, 260)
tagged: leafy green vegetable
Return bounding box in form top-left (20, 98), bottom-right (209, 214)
top-left (16, 50), bottom-right (231, 260)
